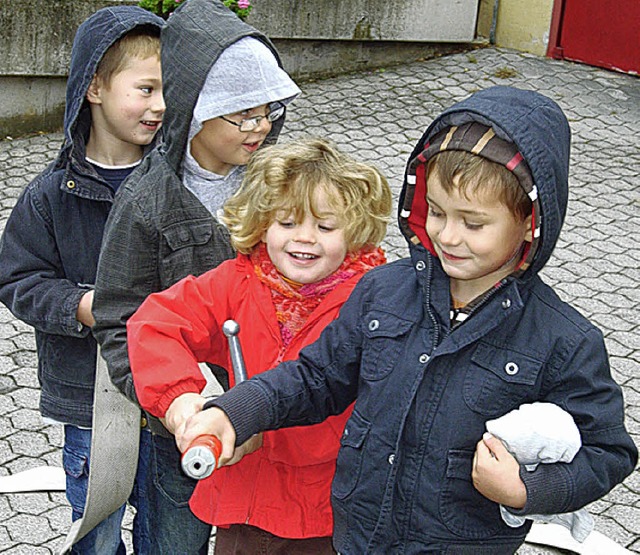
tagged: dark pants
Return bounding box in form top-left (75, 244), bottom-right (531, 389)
top-left (147, 432), bottom-right (212, 554)
top-left (63, 425), bottom-right (152, 554)
top-left (215, 524), bottom-right (336, 555)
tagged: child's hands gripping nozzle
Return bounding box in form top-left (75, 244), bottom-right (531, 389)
top-left (181, 320), bottom-right (247, 480)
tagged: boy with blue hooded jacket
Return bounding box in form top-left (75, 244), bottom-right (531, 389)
top-left (0, 6), bottom-right (164, 553)
top-left (176, 86), bottom-right (637, 553)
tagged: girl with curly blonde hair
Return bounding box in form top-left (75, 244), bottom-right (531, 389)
top-left (128, 138), bottom-right (392, 553)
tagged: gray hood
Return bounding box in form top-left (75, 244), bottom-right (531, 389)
top-left (160, 0), bottom-right (298, 173)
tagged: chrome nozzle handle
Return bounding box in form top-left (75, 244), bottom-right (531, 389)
top-left (222, 319), bottom-right (247, 385)
top-left (182, 319), bottom-right (247, 479)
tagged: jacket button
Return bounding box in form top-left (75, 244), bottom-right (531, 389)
top-left (415, 260), bottom-right (426, 271)
top-left (368, 319), bottom-right (380, 331)
top-left (419, 353), bottom-right (429, 364)
top-left (505, 362), bottom-right (519, 375)
top-left (502, 299), bottom-right (512, 309)
top-left (388, 453), bottom-right (395, 465)
top-left (66, 180), bottom-right (76, 189)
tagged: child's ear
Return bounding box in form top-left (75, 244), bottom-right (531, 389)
top-left (86, 76), bottom-right (103, 105)
top-left (523, 214), bottom-right (533, 242)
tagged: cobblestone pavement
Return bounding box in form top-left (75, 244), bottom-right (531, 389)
top-left (0, 46), bottom-right (638, 554)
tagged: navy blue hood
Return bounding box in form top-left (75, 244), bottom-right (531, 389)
top-left (62, 6), bottom-right (164, 149)
top-left (399, 86), bottom-right (571, 279)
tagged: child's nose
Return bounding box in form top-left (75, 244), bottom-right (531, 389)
top-left (439, 220), bottom-right (461, 245)
top-left (294, 222), bottom-right (316, 243)
top-left (153, 91), bottom-right (166, 114)
top-left (254, 115), bottom-right (272, 133)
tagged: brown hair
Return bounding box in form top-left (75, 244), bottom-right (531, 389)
top-left (223, 138), bottom-right (392, 254)
top-left (426, 150), bottom-right (531, 221)
top-left (95, 27), bottom-right (161, 87)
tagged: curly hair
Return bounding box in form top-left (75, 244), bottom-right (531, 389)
top-left (223, 138), bottom-right (392, 254)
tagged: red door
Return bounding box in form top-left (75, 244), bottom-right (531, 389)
top-left (548, 0), bottom-right (640, 75)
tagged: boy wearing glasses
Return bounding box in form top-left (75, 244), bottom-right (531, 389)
top-left (92, 0), bottom-right (299, 552)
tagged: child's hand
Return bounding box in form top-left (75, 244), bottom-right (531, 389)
top-left (76, 290), bottom-right (95, 328)
top-left (227, 433), bottom-right (263, 465)
top-left (176, 407), bottom-right (237, 466)
top-left (472, 432), bottom-right (527, 509)
top-left (162, 392), bottom-right (206, 435)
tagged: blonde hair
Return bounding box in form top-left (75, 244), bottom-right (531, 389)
top-left (95, 27), bottom-right (161, 87)
top-left (426, 150), bottom-right (531, 221)
top-left (223, 138), bottom-right (392, 254)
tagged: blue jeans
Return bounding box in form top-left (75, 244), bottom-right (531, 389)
top-left (63, 425), bottom-right (151, 554)
top-left (147, 433), bottom-right (212, 554)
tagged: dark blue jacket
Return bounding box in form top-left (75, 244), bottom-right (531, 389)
top-left (214, 87), bottom-right (638, 553)
top-left (0, 7), bottom-right (163, 428)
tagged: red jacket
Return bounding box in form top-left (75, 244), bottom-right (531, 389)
top-left (128, 253), bottom-right (377, 538)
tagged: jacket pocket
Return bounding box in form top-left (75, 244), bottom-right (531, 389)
top-left (463, 342), bottom-right (543, 417)
top-left (440, 449), bottom-right (504, 539)
top-left (162, 220), bottom-right (213, 250)
top-left (332, 411), bottom-right (371, 499)
top-left (160, 220), bottom-right (215, 283)
top-left (361, 311), bottom-right (413, 381)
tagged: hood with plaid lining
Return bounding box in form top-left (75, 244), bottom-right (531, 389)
top-left (398, 86), bottom-right (571, 282)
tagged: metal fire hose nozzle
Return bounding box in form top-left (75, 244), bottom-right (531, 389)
top-left (181, 434), bottom-right (222, 479)
top-left (181, 320), bottom-right (246, 480)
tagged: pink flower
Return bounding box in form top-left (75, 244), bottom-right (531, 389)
top-left (237, 0), bottom-right (250, 9)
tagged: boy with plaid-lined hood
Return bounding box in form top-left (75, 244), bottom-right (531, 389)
top-left (176, 86), bottom-right (637, 553)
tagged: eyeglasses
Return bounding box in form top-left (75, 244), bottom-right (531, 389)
top-left (219, 102), bottom-right (286, 133)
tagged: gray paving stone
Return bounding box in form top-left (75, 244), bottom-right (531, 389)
top-left (7, 389), bottom-right (40, 411)
top-left (4, 513), bottom-right (57, 544)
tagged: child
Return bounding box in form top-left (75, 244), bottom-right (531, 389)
top-left (91, 0), bottom-right (301, 551)
top-left (176, 86), bottom-right (638, 554)
top-left (0, 6), bottom-right (164, 554)
top-left (127, 138), bottom-right (392, 553)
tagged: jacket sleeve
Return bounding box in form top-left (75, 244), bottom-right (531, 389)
top-left (127, 273), bottom-right (228, 417)
top-left (212, 276), bottom-right (367, 445)
top-left (0, 180), bottom-right (89, 337)
top-left (92, 189), bottom-right (160, 403)
top-left (517, 327), bottom-right (637, 516)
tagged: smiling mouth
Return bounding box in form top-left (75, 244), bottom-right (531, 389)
top-left (243, 140), bottom-right (262, 152)
top-left (141, 120), bottom-right (161, 129)
top-left (289, 252), bottom-right (318, 260)
top-left (441, 250), bottom-right (466, 261)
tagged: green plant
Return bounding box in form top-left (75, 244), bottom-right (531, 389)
top-left (139, 0), bottom-right (253, 21)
